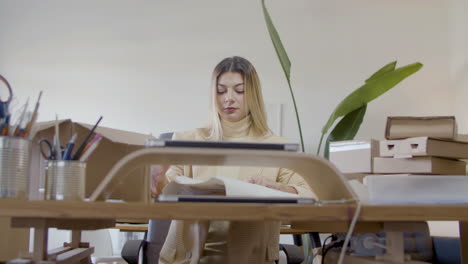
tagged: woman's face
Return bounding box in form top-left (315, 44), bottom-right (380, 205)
top-left (216, 72), bottom-right (249, 122)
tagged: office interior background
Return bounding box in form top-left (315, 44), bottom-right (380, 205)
top-left (0, 0), bottom-right (467, 255)
top-left (1, 0), bottom-right (467, 152)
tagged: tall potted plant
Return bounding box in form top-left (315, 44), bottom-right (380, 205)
top-left (261, 1), bottom-right (423, 261)
top-left (261, 0), bottom-right (423, 157)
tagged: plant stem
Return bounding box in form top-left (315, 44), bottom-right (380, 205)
top-left (286, 79), bottom-right (305, 152)
top-left (317, 133), bottom-right (324, 155)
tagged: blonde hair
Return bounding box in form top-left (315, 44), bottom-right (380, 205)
top-left (207, 56), bottom-right (271, 140)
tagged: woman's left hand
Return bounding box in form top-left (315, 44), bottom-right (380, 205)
top-left (247, 175), bottom-right (297, 194)
top-left (150, 165), bottom-right (170, 197)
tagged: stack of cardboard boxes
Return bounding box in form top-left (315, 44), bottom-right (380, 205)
top-left (330, 116), bottom-right (468, 204)
top-left (375, 116), bottom-right (467, 175)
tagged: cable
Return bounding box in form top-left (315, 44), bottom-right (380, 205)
top-left (312, 198), bottom-right (360, 264)
top-left (321, 240), bottom-right (344, 264)
top-left (337, 202), bottom-right (362, 264)
top-left (321, 235), bottom-right (334, 259)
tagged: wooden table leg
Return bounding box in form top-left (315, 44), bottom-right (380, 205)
top-left (460, 221), bottom-right (468, 264)
top-left (71, 230), bottom-right (81, 248)
top-left (71, 230), bottom-right (92, 264)
top-left (33, 221), bottom-right (48, 262)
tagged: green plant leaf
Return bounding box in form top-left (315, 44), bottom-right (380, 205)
top-left (324, 104), bottom-right (367, 159)
top-left (261, 0), bottom-right (291, 80)
top-left (365, 61), bottom-right (396, 83)
top-left (321, 62), bottom-right (423, 135)
top-left (261, 0), bottom-right (305, 152)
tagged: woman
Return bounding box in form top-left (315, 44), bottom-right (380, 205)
top-left (155, 56), bottom-right (314, 264)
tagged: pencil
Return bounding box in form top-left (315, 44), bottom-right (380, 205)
top-left (72, 116), bottom-right (103, 160)
top-left (24, 91), bottom-right (43, 138)
top-left (79, 137), bottom-right (103, 162)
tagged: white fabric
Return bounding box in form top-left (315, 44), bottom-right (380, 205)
top-left (164, 176), bottom-right (299, 197)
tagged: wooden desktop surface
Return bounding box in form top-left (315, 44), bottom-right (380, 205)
top-left (2, 200), bottom-right (468, 263)
top-left (1, 200), bottom-right (468, 222)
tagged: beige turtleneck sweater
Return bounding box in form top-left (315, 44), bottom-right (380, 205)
top-left (215, 116), bottom-right (253, 180)
top-left (160, 116), bottom-right (314, 264)
top-left (165, 115), bottom-right (314, 197)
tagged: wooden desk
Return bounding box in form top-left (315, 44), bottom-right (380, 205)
top-left (114, 223), bottom-right (315, 235)
top-left (1, 200), bottom-right (468, 222)
top-left (1, 200), bottom-right (468, 263)
top-left (0, 200), bottom-right (350, 222)
top-left (6, 147), bottom-right (467, 263)
top-left (114, 223), bottom-right (149, 233)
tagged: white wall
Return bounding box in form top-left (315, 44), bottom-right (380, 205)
top-left (450, 0), bottom-right (468, 133)
top-left (0, 0), bottom-right (457, 153)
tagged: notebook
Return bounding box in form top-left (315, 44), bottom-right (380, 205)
top-left (145, 139), bottom-right (300, 152)
top-left (157, 194), bottom-right (316, 204)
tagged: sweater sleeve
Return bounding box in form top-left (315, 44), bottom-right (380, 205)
top-left (164, 131), bottom-right (192, 182)
top-left (262, 135), bottom-right (316, 198)
top-left (277, 168), bottom-right (317, 198)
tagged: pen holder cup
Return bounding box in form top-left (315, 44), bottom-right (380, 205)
top-left (0, 136), bottom-right (32, 199)
top-left (45, 161), bottom-right (86, 201)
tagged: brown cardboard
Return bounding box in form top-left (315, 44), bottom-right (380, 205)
top-left (385, 116), bottom-right (457, 140)
top-left (329, 140), bottom-right (379, 173)
top-left (0, 217), bottom-right (29, 261)
top-left (30, 119), bottom-right (155, 202)
top-left (379, 137), bottom-right (468, 159)
top-left (373, 157), bottom-right (466, 175)
top-left (457, 134), bottom-right (468, 175)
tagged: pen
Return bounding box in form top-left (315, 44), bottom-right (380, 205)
top-left (72, 116), bottom-right (103, 160)
top-left (62, 133), bottom-right (77, 160)
top-left (81, 133), bottom-right (102, 155)
top-left (54, 114), bottom-right (62, 160)
top-left (79, 137), bottom-right (102, 162)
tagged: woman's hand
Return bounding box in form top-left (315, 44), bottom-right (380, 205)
top-left (247, 175), bottom-right (297, 194)
top-left (150, 165), bottom-right (170, 197)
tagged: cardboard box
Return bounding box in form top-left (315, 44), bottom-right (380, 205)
top-left (30, 119), bottom-right (155, 202)
top-left (457, 134), bottom-right (468, 175)
top-left (385, 116), bottom-right (457, 140)
top-left (329, 140), bottom-right (379, 173)
top-left (380, 137), bottom-right (468, 159)
top-left (373, 157), bottom-right (466, 175)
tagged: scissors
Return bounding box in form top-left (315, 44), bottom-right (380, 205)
top-left (38, 138), bottom-right (64, 160)
top-left (0, 74), bottom-right (13, 119)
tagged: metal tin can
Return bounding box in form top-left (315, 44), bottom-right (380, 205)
top-left (45, 161), bottom-right (86, 200)
top-left (0, 136), bottom-right (31, 199)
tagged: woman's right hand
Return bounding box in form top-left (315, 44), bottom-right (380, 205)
top-left (150, 165), bottom-right (170, 197)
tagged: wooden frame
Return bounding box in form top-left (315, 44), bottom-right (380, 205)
top-left (89, 147), bottom-right (357, 202)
